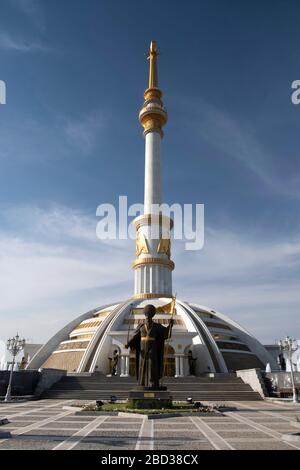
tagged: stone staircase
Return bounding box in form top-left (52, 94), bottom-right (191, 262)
top-left (41, 373), bottom-right (262, 401)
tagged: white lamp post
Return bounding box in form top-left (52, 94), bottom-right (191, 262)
top-left (278, 336), bottom-right (298, 403)
top-left (4, 334), bottom-right (26, 402)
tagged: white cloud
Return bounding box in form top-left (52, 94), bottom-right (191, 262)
top-left (4, 205), bottom-right (98, 243)
top-left (0, 32), bottom-right (48, 53)
top-left (0, 205), bottom-right (133, 309)
top-left (0, 109), bottom-right (106, 165)
top-left (63, 110), bottom-right (104, 155)
top-left (12, 0), bottom-right (46, 32)
top-left (181, 97), bottom-right (300, 198)
top-left (0, 205), bottom-right (133, 342)
top-left (1, 204), bottom-right (299, 344)
top-left (0, 236), bottom-right (129, 308)
top-left (176, 226), bottom-right (300, 280)
top-left (173, 226), bottom-right (300, 342)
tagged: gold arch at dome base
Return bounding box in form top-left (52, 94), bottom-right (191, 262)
top-left (133, 292), bottom-right (173, 300)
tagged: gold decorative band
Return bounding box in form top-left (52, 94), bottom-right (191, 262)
top-left (132, 257), bottom-right (175, 270)
top-left (144, 87), bottom-right (162, 100)
top-left (134, 213), bottom-right (174, 231)
top-left (140, 113), bottom-right (167, 132)
top-left (141, 336), bottom-right (155, 341)
top-left (133, 293), bottom-right (173, 300)
top-left (143, 127), bottom-right (163, 138)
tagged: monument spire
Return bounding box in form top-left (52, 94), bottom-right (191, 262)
top-left (139, 40), bottom-right (167, 211)
top-left (132, 41), bottom-right (174, 299)
top-left (148, 40), bottom-right (159, 89)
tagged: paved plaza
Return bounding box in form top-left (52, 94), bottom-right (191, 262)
top-left (0, 399), bottom-right (300, 451)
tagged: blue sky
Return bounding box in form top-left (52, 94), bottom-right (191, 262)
top-left (0, 0), bottom-right (299, 344)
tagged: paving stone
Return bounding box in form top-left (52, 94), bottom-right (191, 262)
top-left (22, 430), bottom-right (74, 437)
top-left (0, 427), bottom-right (18, 432)
top-left (231, 440), bottom-right (297, 450)
top-left (0, 438), bottom-right (56, 450)
top-left (99, 423), bottom-right (140, 430)
top-left (263, 425), bottom-right (300, 432)
top-left (74, 442), bottom-right (136, 450)
top-left (40, 422), bottom-right (84, 429)
top-left (154, 440), bottom-right (213, 450)
top-left (1, 400), bottom-right (299, 450)
top-left (154, 423), bottom-right (196, 430)
top-left (89, 430), bottom-right (140, 438)
top-left (2, 422), bottom-right (35, 428)
top-left (201, 418), bottom-right (237, 423)
top-left (9, 416), bottom-right (47, 421)
top-left (261, 422), bottom-right (299, 428)
top-left (56, 417), bottom-right (95, 422)
top-left (106, 418), bottom-right (144, 422)
top-left (154, 430), bottom-right (206, 439)
top-left (208, 424), bottom-right (252, 431)
top-left (217, 431), bottom-right (268, 439)
top-left (154, 438), bottom-right (206, 450)
top-left (249, 418), bottom-right (286, 423)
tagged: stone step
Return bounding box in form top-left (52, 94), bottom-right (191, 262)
top-left (42, 390), bottom-right (262, 401)
top-left (51, 384), bottom-right (252, 391)
top-left (56, 381), bottom-right (245, 387)
top-left (41, 373), bottom-right (262, 401)
top-left (61, 377), bottom-right (243, 383)
top-left (44, 392), bottom-right (254, 399)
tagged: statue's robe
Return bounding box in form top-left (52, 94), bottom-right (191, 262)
top-left (188, 355), bottom-right (197, 375)
top-left (127, 321), bottom-right (172, 388)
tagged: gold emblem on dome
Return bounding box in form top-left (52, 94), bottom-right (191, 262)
top-left (136, 233), bottom-right (149, 256)
top-left (157, 237), bottom-right (171, 258)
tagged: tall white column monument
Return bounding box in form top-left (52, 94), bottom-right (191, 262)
top-left (133, 41), bottom-right (174, 299)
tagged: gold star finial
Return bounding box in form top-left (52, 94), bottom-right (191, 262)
top-left (139, 40), bottom-right (167, 135)
top-left (148, 40), bottom-right (159, 89)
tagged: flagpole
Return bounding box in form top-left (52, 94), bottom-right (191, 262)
top-left (126, 305), bottom-right (133, 346)
top-left (163, 294), bottom-right (176, 380)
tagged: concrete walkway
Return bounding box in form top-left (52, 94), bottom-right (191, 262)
top-left (0, 399), bottom-right (300, 450)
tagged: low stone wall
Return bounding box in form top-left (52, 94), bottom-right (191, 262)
top-left (265, 371), bottom-right (300, 392)
top-left (0, 368), bottom-right (66, 398)
top-left (0, 370), bottom-right (40, 396)
top-left (236, 368), bottom-right (267, 398)
top-left (34, 368), bottom-right (67, 397)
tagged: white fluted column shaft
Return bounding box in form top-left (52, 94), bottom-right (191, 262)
top-left (144, 131), bottom-right (162, 213)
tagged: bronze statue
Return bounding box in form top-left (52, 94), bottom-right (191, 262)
top-left (109, 350), bottom-right (119, 376)
top-left (187, 350), bottom-right (197, 375)
top-left (125, 304), bottom-right (174, 389)
top-left (277, 353), bottom-right (286, 371)
top-left (19, 356), bottom-right (28, 370)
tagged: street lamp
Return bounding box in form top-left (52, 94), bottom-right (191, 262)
top-left (278, 336), bottom-right (298, 403)
top-left (4, 334), bottom-right (26, 402)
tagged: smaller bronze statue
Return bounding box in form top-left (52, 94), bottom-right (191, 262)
top-left (125, 304), bottom-right (174, 389)
top-left (187, 350), bottom-right (197, 376)
top-left (277, 353), bottom-right (286, 371)
top-left (109, 350), bottom-right (119, 376)
top-left (19, 356), bottom-right (28, 370)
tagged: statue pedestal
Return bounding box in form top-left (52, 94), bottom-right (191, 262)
top-left (128, 389), bottom-right (173, 409)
